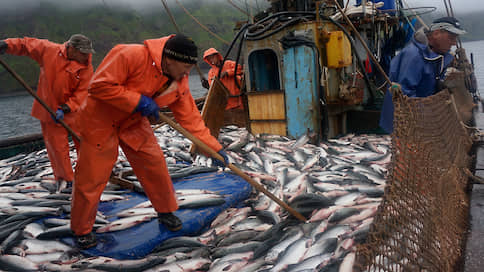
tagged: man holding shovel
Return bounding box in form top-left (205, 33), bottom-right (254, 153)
top-left (70, 33), bottom-right (229, 249)
top-left (0, 34), bottom-right (94, 192)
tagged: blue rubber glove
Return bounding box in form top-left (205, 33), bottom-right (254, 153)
top-left (213, 149), bottom-right (229, 168)
top-left (135, 95), bottom-right (160, 121)
top-left (51, 108), bottom-right (64, 123)
top-left (0, 40), bottom-right (8, 54)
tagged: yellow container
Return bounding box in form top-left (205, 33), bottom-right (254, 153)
top-left (326, 31), bottom-right (352, 68)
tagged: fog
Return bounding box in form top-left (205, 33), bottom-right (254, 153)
top-left (1, 0), bottom-right (482, 15)
top-left (0, 0), bottom-right (259, 14)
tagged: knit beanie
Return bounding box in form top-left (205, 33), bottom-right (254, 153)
top-left (163, 34), bottom-right (198, 64)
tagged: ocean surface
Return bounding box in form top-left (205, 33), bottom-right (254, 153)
top-left (1, 40), bottom-right (483, 140)
top-left (0, 71), bottom-right (208, 140)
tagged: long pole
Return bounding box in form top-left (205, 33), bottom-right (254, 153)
top-left (333, 0), bottom-right (392, 86)
top-left (0, 57), bottom-right (81, 142)
top-left (158, 112), bottom-right (307, 222)
top-left (160, 0), bottom-right (207, 85)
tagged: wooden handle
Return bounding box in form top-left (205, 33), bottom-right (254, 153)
top-left (158, 112), bottom-right (307, 221)
top-left (0, 57), bottom-right (81, 142)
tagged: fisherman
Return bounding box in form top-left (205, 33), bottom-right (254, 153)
top-left (379, 16), bottom-right (467, 133)
top-left (203, 48), bottom-right (244, 110)
top-left (0, 34), bottom-right (94, 192)
top-left (70, 33), bottom-right (230, 249)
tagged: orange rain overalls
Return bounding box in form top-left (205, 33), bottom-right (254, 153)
top-left (203, 48), bottom-right (244, 110)
top-left (5, 38), bottom-right (93, 182)
top-left (70, 36), bottom-right (223, 236)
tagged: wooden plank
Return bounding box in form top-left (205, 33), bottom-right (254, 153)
top-left (249, 121), bottom-right (287, 136)
top-left (247, 92), bottom-right (285, 120)
top-left (190, 77), bottom-right (229, 154)
top-left (224, 108), bottom-right (247, 128)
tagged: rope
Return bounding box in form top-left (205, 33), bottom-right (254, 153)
top-left (174, 0), bottom-right (230, 46)
top-left (464, 168), bottom-right (484, 184)
top-left (401, 0), bottom-right (427, 30)
top-left (227, 0), bottom-right (254, 20)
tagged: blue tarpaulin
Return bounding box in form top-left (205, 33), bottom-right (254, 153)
top-left (62, 171), bottom-right (252, 259)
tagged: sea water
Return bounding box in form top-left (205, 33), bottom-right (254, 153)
top-left (0, 71), bottom-right (208, 140)
top-left (1, 40), bottom-right (483, 140)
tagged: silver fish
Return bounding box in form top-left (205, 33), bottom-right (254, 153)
top-left (96, 214), bottom-right (156, 233)
top-left (144, 257), bottom-right (211, 272)
top-left (0, 254), bottom-right (39, 271)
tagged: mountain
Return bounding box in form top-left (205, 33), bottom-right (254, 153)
top-left (0, 1), bottom-right (483, 94)
top-left (0, 1), bottom-right (252, 94)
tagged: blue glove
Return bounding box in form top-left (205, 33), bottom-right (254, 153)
top-left (55, 109), bottom-right (64, 121)
top-left (51, 108), bottom-right (64, 123)
top-left (0, 40), bottom-right (7, 54)
top-left (135, 95), bottom-right (160, 121)
top-left (213, 149), bottom-right (229, 168)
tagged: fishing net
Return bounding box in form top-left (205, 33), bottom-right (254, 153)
top-left (355, 85), bottom-right (473, 271)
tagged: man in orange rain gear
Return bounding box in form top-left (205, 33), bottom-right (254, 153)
top-left (0, 34), bottom-right (94, 192)
top-left (203, 48), bottom-right (244, 110)
top-left (70, 34), bottom-right (230, 249)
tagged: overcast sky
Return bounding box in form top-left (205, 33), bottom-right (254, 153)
top-left (2, 0), bottom-right (483, 15)
top-left (347, 0), bottom-right (484, 14)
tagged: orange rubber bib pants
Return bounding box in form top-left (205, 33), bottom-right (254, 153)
top-left (5, 37), bottom-right (92, 182)
top-left (71, 36), bottom-right (222, 236)
top-left (203, 48), bottom-right (244, 110)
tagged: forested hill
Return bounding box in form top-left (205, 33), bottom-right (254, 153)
top-left (0, 1), bottom-right (483, 94)
top-left (0, 1), bottom-right (250, 94)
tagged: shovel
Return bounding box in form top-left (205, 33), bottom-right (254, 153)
top-left (158, 111), bottom-right (307, 222)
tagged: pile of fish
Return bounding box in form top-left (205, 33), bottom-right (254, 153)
top-left (0, 124), bottom-right (391, 271)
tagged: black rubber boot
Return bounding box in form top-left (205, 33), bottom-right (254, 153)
top-left (157, 212), bottom-right (182, 231)
top-left (75, 232), bottom-right (97, 249)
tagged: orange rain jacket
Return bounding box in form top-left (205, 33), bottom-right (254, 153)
top-left (5, 37), bottom-right (93, 182)
top-left (203, 48), bottom-right (244, 110)
top-left (71, 36), bottom-right (223, 236)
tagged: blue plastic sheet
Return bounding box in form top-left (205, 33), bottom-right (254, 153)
top-left (62, 171), bottom-right (252, 259)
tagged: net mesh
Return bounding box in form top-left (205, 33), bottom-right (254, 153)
top-left (355, 86), bottom-right (472, 271)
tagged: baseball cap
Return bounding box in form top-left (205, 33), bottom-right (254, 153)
top-left (429, 16), bottom-right (467, 35)
top-left (163, 34), bottom-right (198, 64)
top-left (67, 34), bottom-right (95, 54)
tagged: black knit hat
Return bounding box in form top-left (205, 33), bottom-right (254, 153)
top-left (163, 34), bottom-right (198, 64)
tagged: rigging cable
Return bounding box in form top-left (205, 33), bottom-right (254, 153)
top-left (160, 0), bottom-right (207, 84)
top-left (443, 0), bottom-right (462, 48)
top-left (227, 0), bottom-right (254, 21)
top-left (245, 12), bottom-right (316, 40)
top-left (400, 0), bottom-right (424, 32)
top-left (217, 24), bottom-right (250, 80)
top-left (174, 0), bottom-right (230, 46)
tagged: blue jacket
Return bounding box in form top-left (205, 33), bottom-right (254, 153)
top-left (379, 35), bottom-right (455, 133)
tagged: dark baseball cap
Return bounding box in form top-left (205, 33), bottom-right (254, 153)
top-left (67, 34), bottom-right (95, 54)
top-left (429, 16), bottom-right (466, 35)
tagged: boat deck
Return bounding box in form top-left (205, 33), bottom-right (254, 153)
top-left (464, 105), bottom-right (484, 272)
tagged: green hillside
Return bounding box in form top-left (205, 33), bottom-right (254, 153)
top-left (0, 1), bottom-right (251, 94)
top-left (0, 1), bottom-right (483, 95)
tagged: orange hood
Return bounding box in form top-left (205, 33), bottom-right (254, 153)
top-left (203, 48), bottom-right (223, 65)
top-left (143, 34), bottom-right (175, 73)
